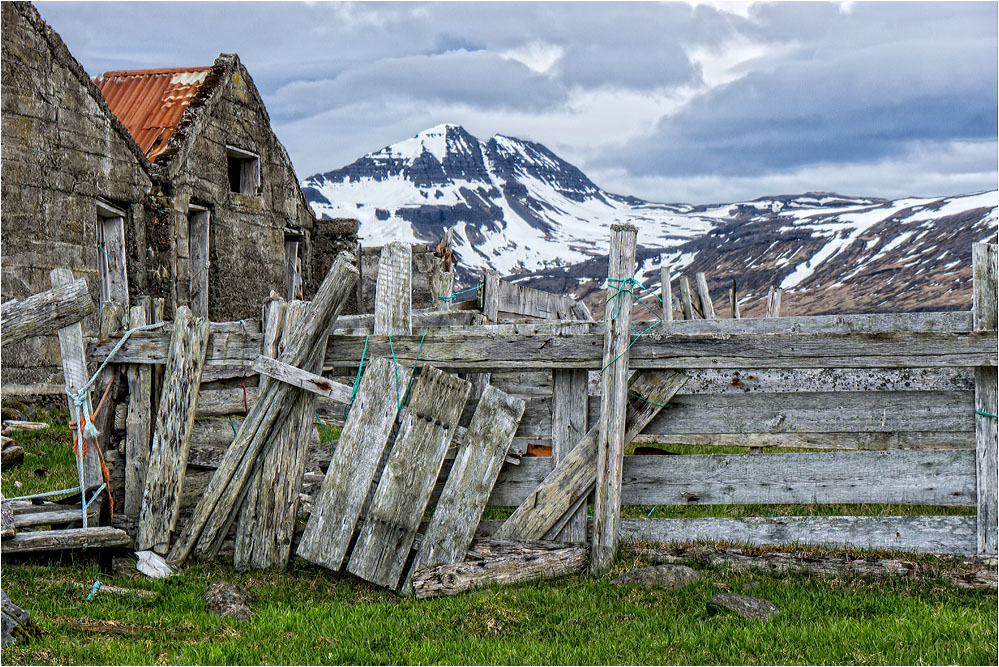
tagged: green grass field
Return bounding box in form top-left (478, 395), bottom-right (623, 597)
top-left (2, 411), bottom-right (995, 665)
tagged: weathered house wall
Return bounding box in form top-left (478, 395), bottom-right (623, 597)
top-left (0, 1), bottom-right (153, 385)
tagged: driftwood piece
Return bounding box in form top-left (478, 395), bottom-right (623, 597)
top-left (1, 278), bottom-right (94, 349)
top-left (493, 370), bottom-right (688, 542)
top-left (593, 224), bottom-right (636, 574)
top-left (124, 305), bottom-right (153, 516)
top-left (973, 242), bottom-right (998, 554)
top-left (405, 385), bottom-right (525, 587)
top-left (347, 367), bottom-right (472, 589)
top-left (374, 241), bottom-right (412, 335)
top-left (136, 306), bottom-right (211, 555)
top-left (167, 253), bottom-right (357, 567)
top-left (251, 355), bottom-right (352, 403)
top-left (296, 358), bottom-right (413, 570)
top-left (409, 539), bottom-right (588, 599)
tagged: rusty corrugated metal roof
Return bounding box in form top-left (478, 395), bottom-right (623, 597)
top-left (94, 66), bottom-right (211, 162)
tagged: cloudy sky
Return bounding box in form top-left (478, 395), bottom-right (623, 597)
top-left (35, 1), bottom-right (998, 204)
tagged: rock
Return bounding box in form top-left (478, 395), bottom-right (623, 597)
top-left (203, 582), bottom-right (254, 621)
top-left (707, 593), bottom-right (779, 620)
top-left (1, 443), bottom-right (24, 471)
top-left (610, 564), bottom-right (703, 589)
top-left (1, 589), bottom-right (41, 647)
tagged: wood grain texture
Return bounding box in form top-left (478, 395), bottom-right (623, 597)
top-left (553, 366), bottom-right (588, 542)
top-left (1, 526), bottom-right (131, 554)
top-left (50, 269), bottom-right (103, 488)
top-left (347, 366), bottom-right (471, 589)
top-left (973, 242), bottom-right (998, 554)
top-left (1, 278), bottom-right (94, 348)
top-left (593, 224), bottom-right (636, 574)
top-left (492, 370), bottom-right (688, 542)
top-left (124, 305), bottom-right (153, 516)
top-left (694, 272), bottom-right (717, 319)
top-left (618, 515), bottom-right (977, 555)
top-left (296, 358), bottom-right (413, 570)
top-left (409, 539), bottom-right (588, 599)
top-left (492, 277), bottom-right (592, 321)
top-left (405, 385), bottom-right (525, 586)
top-left (766, 287), bottom-right (784, 318)
top-left (136, 306), bottom-right (211, 555)
top-left (251, 355), bottom-right (352, 403)
top-left (374, 242), bottom-right (412, 335)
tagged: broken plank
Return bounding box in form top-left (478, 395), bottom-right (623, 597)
top-left (136, 306), bottom-right (211, 555)
top-left (374, 241), bottom-right (412, 335)
top-left (409, 539), bottom-right (588, 599)
top-left (404, 385), bottom-right (525, 588)
top-left (347, 366), bottom-right (471, 589)
top-left (251, 354), bottom-right (352, 404)
top-left (1, 278), bottom-right (94, 348)
top-left (296, 358), bottom-right (413, 570)
top-left (492, 370), bottom-right (688, 542)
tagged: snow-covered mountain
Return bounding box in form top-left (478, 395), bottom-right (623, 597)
top-left (302, 124), bottom-right (998, 316)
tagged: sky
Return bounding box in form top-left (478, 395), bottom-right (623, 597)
top-left (33, 0), bottom-right (999, 205)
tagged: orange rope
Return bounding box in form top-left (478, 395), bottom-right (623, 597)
top-left (69, 375), bottom-right (116, 519)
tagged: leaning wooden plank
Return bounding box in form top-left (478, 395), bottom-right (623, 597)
top-left (50, 269), bottom-right (102, 488)
top-left (136, 306), bottom-right (211, 555)
top-left (405, 385), bottom-right (525, 587)
top-left (694, 272), bottom-right (717, 319)
top-left (409, 539), bottom-right (588, 599)
top-left (347, 367), bottom-right (472, 589)
top-left (1, 526), bottom-right (131, 554)
top-left (973, 242), bottom-right (998, 554)
top-left (296, 358), bottom-right (413, 569)
top-left (124, 305), bottom-right (153, 516)
top-left (677, 276), bottom-right (695, 320)
top-left (251, 355), bottom-right (352, 403)
top-left (168, 254), bottom-right (358, 567)
top-left (374, 241), bottom-right (412, 335)
top-left (618, 515), bottom-right (978, 555)
top-left (493, 370), bottom-right (688, 542)
top-left (592, 224), bottom-right (636, 574)
top-left (1, 278), bottom-right (94, 348)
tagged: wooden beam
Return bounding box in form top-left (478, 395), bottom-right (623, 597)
top-left (694, 272), bottom-right (717, 319)
top-left (136, 306), bottom-right (210, 555)
top-left (1, 526), bottom-right (131, 554)
top-left (124, 305), bottom-right (153, 516)
top-left (251, 355), bottom-right (352, 404)
top-left (347, 367), bottom-right (471, 589)
top-left (374, 241), bottom-right (412, 335)
top-left (1, 279), bottom-right (95, 348)
top-left (973, 242), bottom-right (998, 555)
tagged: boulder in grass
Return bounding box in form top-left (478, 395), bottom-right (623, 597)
top-left (1, 589), bottom-right (41, 647)
top-left (610, 564), bottom-right (703, 589)
top-left (707, 592), bottom-right (779, 620)
top-left (1, 441), bottom-right (24, 471)
top-left (204, 582), bottom-right (255, 621)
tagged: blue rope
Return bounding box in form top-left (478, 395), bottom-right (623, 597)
top-left (437, 283), bottom-right (483, 302)
top-left (228, 417), bottom-right (238, 435)
top-left (600, 276), bottom-right (665, 373)
top-left (647, 506), bottom-right (658, 517)
top-left (86, 580), bottom-right (102, 601)
top-left (316, 411), bottom-right (335, 448)
top-left (977, 410), bottom-right (999, 419)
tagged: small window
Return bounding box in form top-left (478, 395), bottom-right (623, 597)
top-left (226, 145), bottom-right (260, 195)
top-left (285, 233), bottom-right (302, 301)
top-left (96, 198), bottom-right (129, 311)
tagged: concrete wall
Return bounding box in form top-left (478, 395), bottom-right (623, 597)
top-left (1, 1), bottom-right (153, 385)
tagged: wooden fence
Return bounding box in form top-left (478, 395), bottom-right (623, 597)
top-left (85, 241), bottom-right (998, 560)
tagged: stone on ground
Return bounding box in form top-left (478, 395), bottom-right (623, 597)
top-left (1, 442), bottom-right (24, 471)
top-left (204, 582), bottom-right (255, 621)
top-left (610, 564), bottom-right (703, 589)
top-left (707, 592), bottom-right (779, 620)
top-left (1, 589), bottom-right (41, 647)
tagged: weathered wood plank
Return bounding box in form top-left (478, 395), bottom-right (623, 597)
top-left (409, 539), bottom-right (588, 599)
top-left (1, 279), bottom-right (94, 348)
top-left (50, 269), bottom-right (103, 489)
top-left (296, 358), bottom-right (413, 570)
top-left (12, 507), bottom-right (97, 528)
top-left (766, 286), bottom-right (784, 318)
top-left (629, 431), bottom-right (974, 450)
top-left (482, 272), bottom-right (501, 322)
top-left (619, 515), bottom-right (978, 555)
top-left (374, 241), bottom-right (412, 335)
top-left (553, 365), bottom-right (589, 542)
top-left (347, 367), bottom-right (471, 589)
top-left (167, 253), bottom-right (357, 567)
top-left (406, 385), bottom-right (525, 586)
top-left (973, 242), bottom-right (998, 555)
top-left (592, 225), bottom-right (635, 574)
top-left (492, 277), bottom-right (592, 321)
top-left (678, 275), bottom-right (695, 320)
top-left (660, 261), bottom-right (673, 322)
top-left (1, 526), bottom-right (131, 554)
top-left (493, 370), bottom-right (688, 542)
top-left (251, 355), bottom-right (352, 404)
top-left (694, 272), bottom-right (716, 320)
top-left (136, 306), bottom-right (211, 555)
top-left (730, 279), bottom-right (740, 319)
top-left (124, 306), bottom-right (153, 516)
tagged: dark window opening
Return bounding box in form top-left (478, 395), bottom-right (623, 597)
top-left (226, 146), bottom-right (260, 195)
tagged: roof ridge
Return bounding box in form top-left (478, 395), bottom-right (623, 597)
top-left (97, 66), bottom-right (213, 78)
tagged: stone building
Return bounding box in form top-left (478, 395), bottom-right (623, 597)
top-left (1, 1), bottom-right (154, 385)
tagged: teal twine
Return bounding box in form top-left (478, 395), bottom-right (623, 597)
top-left (86, 580), bottom-right (102, 601)
top-left (343, 335), bottom-right (370, 419)
top-left (316, 411), bottom-right (335, 447)
top-left (977, 410), bottom-right (999, 419)
top-left (389, 335), bottom-right (400, 407)
top-left (399, 333), bottom-right (427, 409)
top-left (437, 283), bottom-right (483, 302)
top-left (228, 417), bottom-right (237, 435)
top-left (629, 390), bottom-right (666, 408)
top-left (601, 320), bottom-right (661, 372)
top-left (95, 243), bottom-right (114, 261)
top-left (647, 506), bottom-right (658, 517)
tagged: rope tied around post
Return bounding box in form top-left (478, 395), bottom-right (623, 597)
top-left (437, 283), bottom-right (483, 303)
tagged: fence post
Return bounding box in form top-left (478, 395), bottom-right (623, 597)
top-left (766, 286), bottom-right (784, 317)
top-left (660, 260), bottom-right (673, 322)
top-left (591, 224), bottom-right (637, 574)
top-left (973, 242), bottom-right (997, 554)
top-left (694, 272), bottom-right (717, 319)
top-left (374, 242), bottom-right (413, 335)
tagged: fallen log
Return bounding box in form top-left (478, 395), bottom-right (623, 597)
top-left (1, 278), bottom-right (94, 348)
top-left (409, 539), bottom-right (588, 599)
